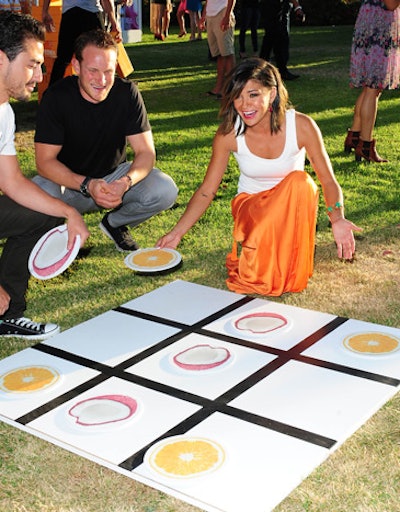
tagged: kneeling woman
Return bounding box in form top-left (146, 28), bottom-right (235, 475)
top-left (158, 58), bottom-right (361, 296)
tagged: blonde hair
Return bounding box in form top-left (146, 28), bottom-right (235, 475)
top-left (218, 58), bottom-right (291, 136)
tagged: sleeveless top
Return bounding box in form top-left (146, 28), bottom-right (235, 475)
top-left (234, 109), bottom-right (306, 195)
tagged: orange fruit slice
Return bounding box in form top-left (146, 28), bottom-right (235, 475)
top-left (0, 365), bottom-right (59, 393)
top-left (147, 437), bottom-right (225, 478)
top-left (343, 332), bottom-right (400, 355)
top-left (132, 249), bottom-right (174, 267)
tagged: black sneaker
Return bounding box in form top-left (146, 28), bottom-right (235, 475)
top-left (99, 213), bottom-right (139, 252)
top-left (0, 317), bottom-right (60, 340)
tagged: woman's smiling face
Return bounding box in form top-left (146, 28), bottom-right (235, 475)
top-left (233, 79), bottom-right (277, 127)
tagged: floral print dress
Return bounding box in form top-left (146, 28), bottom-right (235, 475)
top-left (350, 0), bottom-right (400, 89)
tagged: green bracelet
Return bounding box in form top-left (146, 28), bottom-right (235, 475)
top-left (326, 202), bottom-right (342, 213)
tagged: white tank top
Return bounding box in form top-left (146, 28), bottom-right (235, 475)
top-left (234, 109), bottom-right (306, 195)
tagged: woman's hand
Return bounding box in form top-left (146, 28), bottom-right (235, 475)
top-left (331, 218), bottom-right (362, 260)
top-left (156, 230), bottom-right (182, 249)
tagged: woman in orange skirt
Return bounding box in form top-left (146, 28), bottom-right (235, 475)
top-left (157, 58), bottom-right (361, 296)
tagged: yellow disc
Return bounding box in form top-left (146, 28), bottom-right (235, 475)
top-left (131, 249), bottom-right (175, 267)
top-left (0, 365), bottom-right (59, 393)
top-left (148, 437), bottom-right (225, 478)
top-left (343, 332), bottom-right (400, 355)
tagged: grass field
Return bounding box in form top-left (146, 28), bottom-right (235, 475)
top-left (1, 24), bottom-right (400, 512)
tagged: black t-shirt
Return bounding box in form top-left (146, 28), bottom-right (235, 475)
top-left (35, 76), bottom-right (151, 178)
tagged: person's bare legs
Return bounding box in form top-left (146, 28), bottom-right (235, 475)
top-left (351, 86), bottom-right (381, 141)
top-left (154, 4), bottom-right (165, 40)
top-left (350, 87), bottom-right (366, 132)
top-left (163, 4), bottom-right (171, 37)
top-left (189, 10), bottom-right (197, 40)
top-left (177, 8), bottom-right (186, 36)
top-left (195, 11), bottom-right (202, 39)
top-left (352, 86), bottom-right (386, 162)
top-left (214, 54), bottom-right (235, 95)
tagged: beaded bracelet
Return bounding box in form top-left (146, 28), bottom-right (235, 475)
top-left (326, 202), bottom-right (342, 214)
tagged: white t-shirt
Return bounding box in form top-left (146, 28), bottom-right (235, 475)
top-left (206, 0), bottom-right (228, 17)
top-left (234, 109), bottom-right (306, 195)
top-left (0, 102), bottom-right (17, 156)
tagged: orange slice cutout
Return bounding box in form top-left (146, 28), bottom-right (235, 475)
top-left (0, 365), bottom-right (59, 393)
top-left (147, 437), bottom-right (225, 478)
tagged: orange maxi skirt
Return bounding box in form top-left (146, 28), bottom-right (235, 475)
top-left (226, 171), bottom-right (319, 296)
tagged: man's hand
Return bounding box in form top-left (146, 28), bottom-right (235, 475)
top-left (294, 6), bottom-right (306, 23)
top-left (220, 13), bottom-right (231, 32)
top-left (0, 286), bottom-right (10, 316)
top-left (64, 209), bottom-right (90, 250)
top-left (87, 178), bottom-right (128, 209)
top-left (42, 11), bottom-right (55, 32)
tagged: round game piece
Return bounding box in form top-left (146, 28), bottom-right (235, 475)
top-left (145, 436), bottom-right (225, 479)
top-left (28, 224), bottom-right (81, 280)
top-left (172, 344), bottom-right (231, 371)
top-left (67, 394), bottom-right (139, 429)
top-left (343, 332), bottom-right (400, 356)
top-left (0, 365), bottom-right (60, 394)
top-left (124, 247), bottom-right (182, 274)
top-left (232, 312), bottom-right (289, 336)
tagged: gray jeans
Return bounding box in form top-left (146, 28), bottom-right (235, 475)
top-left (32, 163), bottom-right (178, 228)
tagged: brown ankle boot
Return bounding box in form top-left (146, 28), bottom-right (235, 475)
top-left (344, 129), bottom-right (360, 153)
top-left (355, 139), bottom-right (388, 163)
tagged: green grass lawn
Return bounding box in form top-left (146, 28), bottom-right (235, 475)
top-left (1, 25), bottom-right (400, 512)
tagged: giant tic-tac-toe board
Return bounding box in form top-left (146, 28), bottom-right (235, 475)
top-left (1, 280), bottom-right (400, 512)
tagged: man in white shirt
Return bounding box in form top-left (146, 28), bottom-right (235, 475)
top-left (0, 10), bottom-right (89, 339)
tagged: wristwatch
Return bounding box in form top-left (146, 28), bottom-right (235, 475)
top-left (122, 174), bottom-right (133, 190)
top-left (79, 176), bottom-right (92, 197)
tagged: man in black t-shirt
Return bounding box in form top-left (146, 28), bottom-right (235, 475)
top-left (34, 29), bottom-right (178, 252)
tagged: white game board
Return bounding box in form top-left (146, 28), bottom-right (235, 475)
top-left (0, 280), bottom-right (399, 512)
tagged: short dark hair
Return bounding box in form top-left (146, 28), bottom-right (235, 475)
top-left (219, 58), bottom-right (291, 136)
top-left (74, 29), bottom-right (118, 63)
top-left (0, 10), bottom-right (45, 62)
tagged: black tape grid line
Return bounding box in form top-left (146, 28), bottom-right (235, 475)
top-left (19, 297), bottom-right (398, 470)
top-left (24, 311), bottom-right (341, 456)
top-left (116, 305), bottom-right (400, 388)
top-left (118, 401), bottom-right (336, 472)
